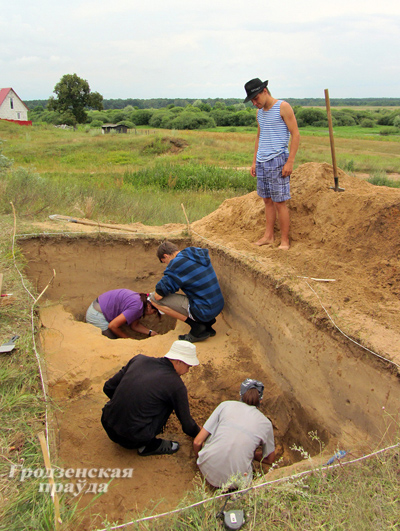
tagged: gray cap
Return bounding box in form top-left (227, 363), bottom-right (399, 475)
top-left (240, 378), bottom-right (264, 400)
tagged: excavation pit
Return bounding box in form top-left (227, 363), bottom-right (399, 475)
top-left (20, 226), bottom-right (400, 528)
top-left (19, 161), bottom-right (400, 528)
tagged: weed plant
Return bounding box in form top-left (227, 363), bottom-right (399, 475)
top-left (0, 215), bottom-right (78, 530)
top-left (123, 162), bottom-right (252, 191)
top-left (101, 443), bottom-right (400, 531)
top-left (368, 173), bottom-right (400, 188)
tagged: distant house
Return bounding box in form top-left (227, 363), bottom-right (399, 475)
top-left (101, 123), bottom-right (128, 134)
top-left (0, 88), bottom-right (32, 125)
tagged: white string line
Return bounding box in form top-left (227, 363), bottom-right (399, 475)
top-left (304, 280), bottom-right (400, 370)
top-left (10, 203), bottom-right (52, 453)
top-left (190, 229), bottom-right (400, 371)
top-left (94, 443), bottom-right (400, 531)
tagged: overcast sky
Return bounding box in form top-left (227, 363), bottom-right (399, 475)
top-left (2, 0), bottom-right (399, 101)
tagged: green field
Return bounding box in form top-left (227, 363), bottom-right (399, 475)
top-left (1, 121), bottom-right (399, 226)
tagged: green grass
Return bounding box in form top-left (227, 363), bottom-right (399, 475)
top-left (0, 214), bottom-right (73, 530)
top-left (98, 445), bottom-right (400, 531)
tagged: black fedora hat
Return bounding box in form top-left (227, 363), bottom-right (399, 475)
top-left (243, 78), bottom-right (268, 103)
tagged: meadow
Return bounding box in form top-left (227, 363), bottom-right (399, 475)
top-left (1, 120), bottom-right (400, 530)
top-left (1, 121), bottom-right (399, 226)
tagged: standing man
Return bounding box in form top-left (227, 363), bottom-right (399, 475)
top-left (244, 78), bottom-right (300, 250)
top-left (150, 241), bottom-right (224, 343)
top-left (101, 340), bottom-right (201, 456)
top-left (193, 378), bottom-right (275, 488)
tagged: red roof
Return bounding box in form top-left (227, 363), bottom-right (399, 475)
top-left (0, 88), bottom-right (29, 109)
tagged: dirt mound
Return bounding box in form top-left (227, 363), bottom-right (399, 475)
top-left (192, 162), bottom-right (400, 362)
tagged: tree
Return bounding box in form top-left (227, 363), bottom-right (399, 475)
top-left (48, 73), bottom-right (103, 124)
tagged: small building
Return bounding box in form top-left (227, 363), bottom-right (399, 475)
top-left (101, 123), bottom-right (128, 134)
top-left (0, 88), bottom-right (32, 125)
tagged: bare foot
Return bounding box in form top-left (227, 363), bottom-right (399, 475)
top-left (254, 237), bottom-right (274, 246)
top-left (278, 243), bottom-right (290, 250)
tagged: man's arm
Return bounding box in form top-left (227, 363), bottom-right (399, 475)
top-left (172, 385), bottom-right (200, 438)
top-left (250, 119), bottom-right (260, 177)
top-left (193, 427), bottom-right (210, 458)
top-left (280, 101), bottom-right (300, 177)
top-left (254, 448), bottom-right (275, 464)
top-left (103, 357), bottom-right (136, 398)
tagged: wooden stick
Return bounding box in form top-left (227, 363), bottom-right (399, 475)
top-left (38, 432), bottom-right (62, 529)
top-left (34, 269), bottom-right (56, 305)
top-left (0, 273), bottom-right (3, 296)
top-left (49, 214), bottom-right (140, 233)
top-left (180, 203), bottom-right (191, 234)
top-left (324, 88), bottom-right (344, 192)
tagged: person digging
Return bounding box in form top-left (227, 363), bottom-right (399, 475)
top-left (101, 340), bottom-right (201, 456)
top-left (149, 241), bottom-right (224, 343)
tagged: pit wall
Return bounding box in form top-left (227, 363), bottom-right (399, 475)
top-left (20, 234), bottom-right (400, 450)
top-left (206, 244), bottom-right (400, 450)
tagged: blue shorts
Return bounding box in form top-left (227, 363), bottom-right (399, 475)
top-left (256, 152), bottom-right (291, 202)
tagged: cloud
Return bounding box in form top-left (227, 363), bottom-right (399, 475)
top-left (1, 0), bottom-right (399, 99)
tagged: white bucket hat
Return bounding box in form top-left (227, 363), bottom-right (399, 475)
top-left (165, 340), bottom-right (199, 366)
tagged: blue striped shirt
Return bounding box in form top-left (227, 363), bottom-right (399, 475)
top-left (256, 100), bottom-right (290, 162)
top-left (155, 247), bottom-right (224, 322)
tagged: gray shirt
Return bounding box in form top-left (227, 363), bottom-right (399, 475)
top-left (196, 400), bottom-right (275, 488)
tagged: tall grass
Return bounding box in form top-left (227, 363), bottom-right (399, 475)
top-left (0, 165), bottom-right (247, 224)
top-left (0, 216), bottom-right (74, 530)
top-left (368, 173), bottom-right (400, 188)
top-left (123, 162), bottom-right (253, 191)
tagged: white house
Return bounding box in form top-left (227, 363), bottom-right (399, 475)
top-left (0, 88), bottom-right (30, 122)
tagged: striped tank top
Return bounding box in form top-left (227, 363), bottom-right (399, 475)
top-left (256, 100), bottom-right (290, 162)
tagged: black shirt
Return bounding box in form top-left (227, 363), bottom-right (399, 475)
top-left (102, 355), bottom-right (200, 445)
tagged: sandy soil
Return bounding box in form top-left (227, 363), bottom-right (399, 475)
top-left (20, 162), bottom-right (400, 529)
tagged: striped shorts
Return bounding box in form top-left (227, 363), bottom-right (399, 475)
top-left (256, 152), bottom-right (291, 202)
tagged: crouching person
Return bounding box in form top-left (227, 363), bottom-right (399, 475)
top-left (150, 241), bottom-right (224, 343)
top-left (101, 340), bottom-right (201, 456)
top-left (86, 289), bottom-right (159, 339)
top-left (193, 379), bottom-right (275, 488)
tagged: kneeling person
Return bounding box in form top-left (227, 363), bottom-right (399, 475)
top-left (86, 289), bottom-right (159, 339)
top-left (101, 340), bottom-right (201, 456)
top-left (193, 379), bottom-right (275, 488)
top-left (150, 241), bottom-right (224, 343)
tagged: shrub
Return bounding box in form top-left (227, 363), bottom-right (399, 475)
top-left (377, 110), bottom-right (400, 126)
top-left (332, 111), bottom-right (356, 126)
top-left (129, 109), bottom-right (154, 126)
top-left (117, 120), bottom-right (135, 129)
top-left (379, 126), bottom-right (399, 136)
top-left (90, 119), bottom-right (103, 128)
top-left (360, 118), bottom-right (375, 128)
top-left (296, 108), bottom-right (326, 126)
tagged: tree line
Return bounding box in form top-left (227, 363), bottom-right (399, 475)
top-left (26, 74), bottom-right (400, 132)
top-left (26, 96), bottom-right (400, 111)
